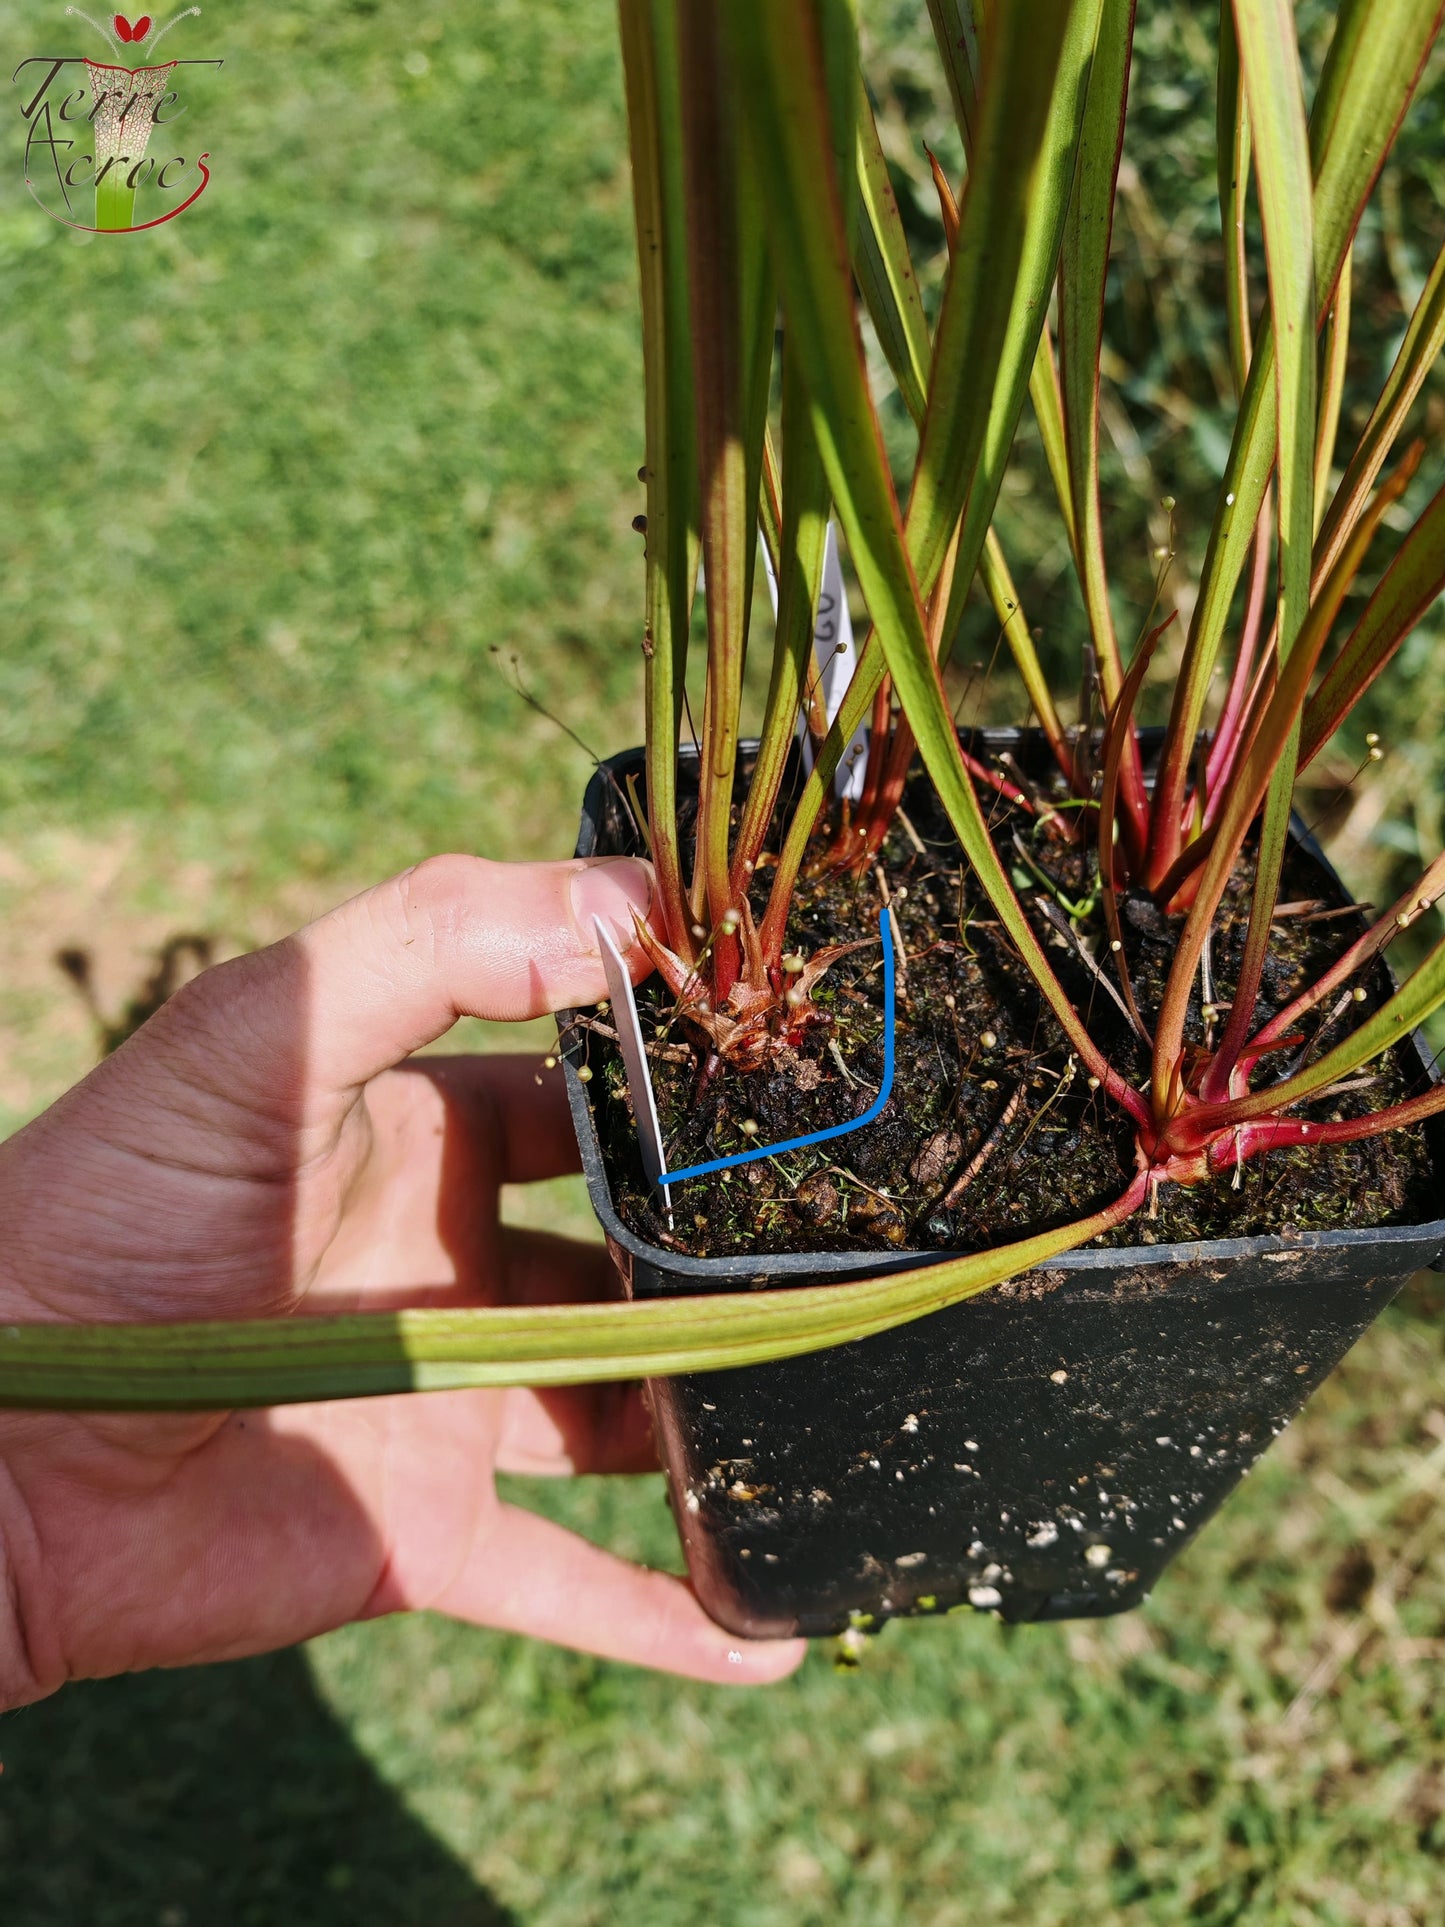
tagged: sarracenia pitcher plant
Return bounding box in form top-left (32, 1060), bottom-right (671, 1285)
top-left (4, 0), bottom-right (1445, 1410)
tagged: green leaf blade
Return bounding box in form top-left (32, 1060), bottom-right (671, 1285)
top-left (0, 1182), bottom-right (1148, 1411)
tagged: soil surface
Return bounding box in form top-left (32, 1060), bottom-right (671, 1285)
top-left (573, 748), bottom-right (1437, 1260)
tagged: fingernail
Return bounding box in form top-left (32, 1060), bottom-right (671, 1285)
top-left (570, 858), bottom-right (654, 951)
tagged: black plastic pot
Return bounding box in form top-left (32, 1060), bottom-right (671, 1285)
top-left (560, 737), bottom-right (1445, 1638)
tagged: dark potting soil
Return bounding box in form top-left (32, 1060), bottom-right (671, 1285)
top-left (575, 759), bottom-right (1436, 1260)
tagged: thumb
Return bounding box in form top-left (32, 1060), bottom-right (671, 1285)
top-left (289, 854), bottom-right (656, 1094)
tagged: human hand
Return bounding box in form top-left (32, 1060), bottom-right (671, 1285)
top-left (0, 855), bottom-right (806, 1709)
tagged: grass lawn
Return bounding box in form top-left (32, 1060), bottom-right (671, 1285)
top-left (0, 1), bottom-right (1443, 1920)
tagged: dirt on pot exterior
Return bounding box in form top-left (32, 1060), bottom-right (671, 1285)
top-left (578, 747), bottom-right (1435, 1261)
top-left (562, 739), bottom-right (1445, 1637)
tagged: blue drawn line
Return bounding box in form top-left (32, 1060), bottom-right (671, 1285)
top-left (659, 907), bottom-right (896, 1188)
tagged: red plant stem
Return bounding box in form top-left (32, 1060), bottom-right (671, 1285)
top-left (856, 715), bottom-right (918, 864)
top-left (820, 674), bottom-right (891, 871)
top-left (1198, 773), bottom-right (1294, 1104)
top-left (852, 522), bottom-right (970, 866)
top-left (1250, 852), bottom-right (1445, 1053)
top-left (1190, 1080), bottom-right (1445, 1168)
top-left (1202, 638), bottom-right (1276, 837)
top-left (1146, 821), bottom-right (1220, 911)
top-left (858, 678), bottom-right (894, 813)
top-left (1203, 494), bottom-right (1273, 805)
top-left (1142, 703), bottom-right (1193, 891)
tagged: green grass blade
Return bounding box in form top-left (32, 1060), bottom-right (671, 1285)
top-left (926, 0), bottom-right (982, 149)
top-left (1149, 0), bottom-right (1442, 874)
top-left (922, 0), bottom-right (1102, 622)
top-left (1058, 0), bottom-right (1135, 706)
top-left (679, 0), bottom-right (752, 960)
top-left (725, 1), bottom-right (1149, 1124)
top-left (979, 531), bottom-right (1071, 774)
top-left (924, 2), bottom-right (1080, 559)
top-left (1028, 324), bottom-right (1079, 561)
top-left (1194, 0), bottom-right (1317, 1102)
top-left (853, 25), bottom-right (1076, 740)
top-left (620, 0), bottom-right (699, 958)
top-left (1056, 0), bottom-right (1147, 854)
top-left (734, 348), bottom-right (831, 889)
top-left (1314, 234), bottom-right (1445, 589)
top-left (1217, 0), bottom-right (1254, 393)
top-left (853, 85), bottom-right (930, 422)
top-left (1314, 246), bottom-right (1352, 530)
top-left (0, 1182), bottom-right (1147, 1412)
top-left (1236, 0), bottom-right (1317, 641)
top-left (1300, 474), bottom-right (1445, 768)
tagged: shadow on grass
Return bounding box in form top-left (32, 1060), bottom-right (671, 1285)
top-left (0, 1648), bottom-right (511, 1926)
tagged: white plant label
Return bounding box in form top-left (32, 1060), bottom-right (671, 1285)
top-left (760, 520), bottom-right (868, 801)
top-left (594, 918), bottom-right (673, 1216)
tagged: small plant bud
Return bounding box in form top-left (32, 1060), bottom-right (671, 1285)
top-left (543, 1055), bottom-right (558, 1069)
top-left (980, 1030), bottom-right (998, 1049)
top-left (1398, 911), bottom-right (1412, 927)
top-left (596, 1000), bottom-right (610, 1015)
top-left (1152, 545), bottom-right (1169, 561)
top-left (944, 993), bottom-right (956, 1010)
top-left (740, 1119), bottom-right (759, 1137)
top-left (576, 1064), bottom-right (593, 1083)
top-left (1352, 986), bottom-right (1367, 1002)
top-left (1087, 1076), bottom-right (1101, 1090)
top-left (1368, 745), bottom-right (1384, 761)
top-left (719, 910), bottom-right (741, 934)
top-left (781, 953), bottom-right (805, 974)
top-left (637, 465), bottom-right (648, 482)
top-left (1201, 1004), bottom-right (1217, 1023)
top-left (691, 923), bottom-right (707, 939)
top-left (1110, 938), bottom-right (1122, 952)
top-left (1161, 495), bottom-right (1176, 512)
top-left (1365, 731), bottom-right (1380, 745)
top-left (785, 986), bottom-right (806, 1007)
top-left (631, 514), bottom-right (647, 533)
top-left (894, 886), bottom-right (908, 900)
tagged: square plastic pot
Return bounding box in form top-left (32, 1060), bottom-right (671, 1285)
top-left (559, 738), bottom-right (1445, 1638)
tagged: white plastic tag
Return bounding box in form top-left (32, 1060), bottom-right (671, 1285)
top-left (761, 520), bottom-right (868, 801)
top-left (594, 919), bottom-right (672, 1216)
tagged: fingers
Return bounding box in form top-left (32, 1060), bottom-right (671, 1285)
top-left (388, 1053), bottom-right (584, 1185)
top-left (434, 1501), bottom-right (808, 1686)
top-left (497, 1223), bottom-right (614, 1307)
top-left (495, 1381), bottom-right (660, 1476)
top-left (293, 854), bottom-right (655, 1094)
top-left (14, 1389), bottom-right (802, 1699)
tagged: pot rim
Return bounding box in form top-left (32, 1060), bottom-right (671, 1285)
top-left (560, 731), bottom-right (1445, 1285)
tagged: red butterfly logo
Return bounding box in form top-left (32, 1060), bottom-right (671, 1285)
top-left (113, 14), bottom-right (153, 41)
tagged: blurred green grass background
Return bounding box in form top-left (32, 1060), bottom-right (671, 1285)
top-left (0, 2), bottom-right (1443, 1921)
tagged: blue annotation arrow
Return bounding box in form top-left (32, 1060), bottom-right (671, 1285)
top-left (659, 906), bottom-right (896, 1187)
